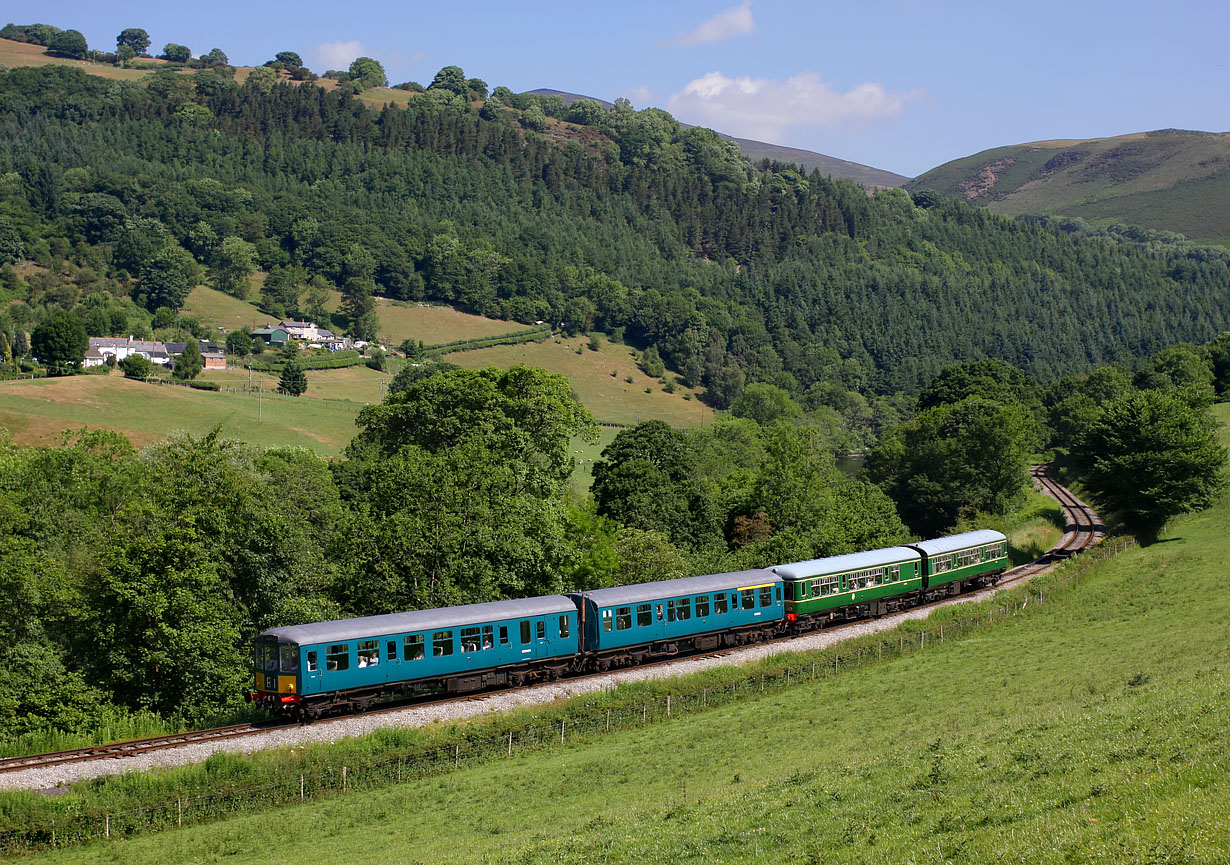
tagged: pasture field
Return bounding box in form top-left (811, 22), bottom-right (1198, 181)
top-left (0, 375), bottom-right (361, 456)
top-left (447, 334), bottom-right (711, 427)
top-left (26, 405), bottom-right (1230, 864)
top-left (0, 38), bottom-right (147, 81)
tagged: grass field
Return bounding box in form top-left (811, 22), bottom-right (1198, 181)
top-left (448, 334), bottom-right (712, 427)
top-left (25, 405), bottom-right (1230, 864)
top-left (0, 38), bottom-right (148, 81)
top-left (0, 375), bottom-right (361, 455)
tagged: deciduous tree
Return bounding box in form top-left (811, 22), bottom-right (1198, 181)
top-left (1074, 390), bottom-right (1227, 541)
top-left (31, 310), bottom-right (87, 374)
top-left (116, 28), bottom-right (150, 55)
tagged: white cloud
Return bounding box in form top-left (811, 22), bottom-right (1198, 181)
top-left (667, 71), bottom-right (919, 142)
top-left (662, 2), bottom-right (756, 46)
top-left (620, 85), bottom-right (654, 107)
top-left (313, 40), bottom-right (365, 72)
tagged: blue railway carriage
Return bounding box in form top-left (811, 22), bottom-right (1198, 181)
top-left (569, 570), bottom-right (784, 670)
top-left (908, 529), bottom-right (1009, 600)
top-left (249, 596), bottom-right (580, 719)
top-left (773, 546), bottom-right (924, 628)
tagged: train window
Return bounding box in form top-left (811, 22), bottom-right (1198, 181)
top-left (306, 651), bottom-right (318, 672)
top-left (403, 635), bottom-right (424, 661)
top-left (326, 644), bottom-right (349, 673)
top-left (357, 639), bottom-right (379, 668)
top-left (637, 604), bottom-right (651, 626)
top-left (432, 631), bottom-right (453, 657)
top-left (715, 593), bottom-right (728, 614)
top-left (461, 627), bottom-right (481, 652)
top-left (616, 606), bottom-right (632, 630)
top-left (387, 641), bottom-right (396, 661)
top-left (740, 589), bottom-right (754, 610)
top-left (559, 616), bottom-right (570, 639)
top-left (258, 639), bottom-right (278, 672)
top-left (666, 600), bottom-right (676, 622)
top-left (696, 595), bottom-right (710, 617)
top-left (602, 610), bottom-right (613, 632)
top-left (500, 626), bottom-right (509, 645)
top-left (759, 586), bottom-right (773, 607)
top-left (677, 598), bottom-right (691, 620)
top-left (536, 620), bottom-right (546, 640)
top-left (889, 565), bottom-right (901, 582)
top-left (776, 584), bottom-right (781, 602)
top-left (279, 643), bottom-right (299, 674)
top-left (957, 549), bottom-right (978, 567)
top-left (521, 621), bottom-right (531, 644)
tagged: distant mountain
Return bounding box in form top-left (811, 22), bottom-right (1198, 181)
top-left (907, 129), bottom-right (1230, 247)
top-left (528, 89), bottom-right (908, 188)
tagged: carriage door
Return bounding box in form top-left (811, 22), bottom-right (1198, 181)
top-left (534, 618), bottom-right (551, 659)
top-left (306, 648), bottom-right (322, 689)
top-left (386, 639), bottom-right (399, 674)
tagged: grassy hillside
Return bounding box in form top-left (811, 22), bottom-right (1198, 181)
top-left (908, 129), bottom-right (1230, 247)
top-left (26, 405), bottom-right (1230, 864)
top-left (0, 375), bottom-right (361, 455)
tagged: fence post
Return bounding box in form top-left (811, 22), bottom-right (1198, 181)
top-left (301, 775), bottom-right (305, 800)
top-left (508, 730), bottom-right (513, 756)
top-left (105, 815), bottom-right (109, 839)
top-left (921, 631), bottom-right (926, 649)
top-left (940, 625), bottom-right (944, 643)
top-left (561, 720), bottom-right (566, 743)
top-left (606, 709), bottom-right (611, 731)
top-left (702, 688), bottom-right (706, 707)
top-left (812, 661), bottom-right (816, 679)
top-left (643, 703), bottom-right (647, 722)
top-left (177, 798), bottom-right (182, 828)
top-left (667, 695), bottom-right (671, 716)
top-left (342, 766), bottom-right (347, 792)
top-left (455, 744), bottom-right (460, 768)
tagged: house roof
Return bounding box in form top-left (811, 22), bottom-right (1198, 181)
top-left (280, 320), bottom-right (316, 329)
top-left (166, 341), bottom-right (223, 355)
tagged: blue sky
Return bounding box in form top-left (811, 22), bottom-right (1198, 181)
top-left (26, 0), bottom-right (1230, 177)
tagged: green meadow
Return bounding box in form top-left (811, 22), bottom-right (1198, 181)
top-left (21, 404), bottom-right (1229, 864)
top-left (0, 375), bottom-right (361, 455)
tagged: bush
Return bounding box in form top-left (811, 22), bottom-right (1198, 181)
top-left (186, 380), bottom-right (220, 391)
top-left (118, 354), bottom-right (153, 380)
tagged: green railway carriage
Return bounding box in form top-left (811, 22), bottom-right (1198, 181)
top-left (772, 546), bottom-right (924, 625)
top-left (909, 529), bottom-right (1008, 597)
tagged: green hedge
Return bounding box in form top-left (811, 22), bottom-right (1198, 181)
top-left (247, 350), bottom-right (364, 372)
top-left (428, 326), bottom-right (551, 357)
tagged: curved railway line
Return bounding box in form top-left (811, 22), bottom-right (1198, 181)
top-left (0, 464), bottom-right (1106, 780)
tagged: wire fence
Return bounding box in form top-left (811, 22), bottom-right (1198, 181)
top-left (1, 538), bottom-right (1133, 854)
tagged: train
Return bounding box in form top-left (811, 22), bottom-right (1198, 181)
top-left (248, 530), bottom-right (1008, 721)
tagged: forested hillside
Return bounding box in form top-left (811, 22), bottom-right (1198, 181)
top-left (2, 64), bottom-right (1229, 407)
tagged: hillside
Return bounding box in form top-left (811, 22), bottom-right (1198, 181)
top-left (908, 128), bottom-right (1230, 247)
top-left (18, 405), bottom-right (1230, 863)
top-left (3, 58), bottom-right (1230, 402)
top-left (528, 88), bottom-right (909, 186)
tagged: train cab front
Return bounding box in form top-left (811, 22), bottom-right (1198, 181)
top-left (247, 635), bottom-right (303, 717)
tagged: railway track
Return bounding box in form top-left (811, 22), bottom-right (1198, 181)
top-left (0, 465), bottom-right (1106, 778)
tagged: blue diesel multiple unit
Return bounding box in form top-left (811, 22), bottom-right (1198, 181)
top-left (252, 596), bottom-right (579, 719)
